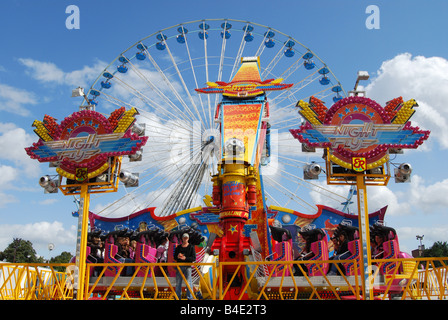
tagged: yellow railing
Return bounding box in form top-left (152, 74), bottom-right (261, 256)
top-left (1, 258), bottom-right (447, 300)
top-left (0, 263), bottom-right (74, 300)
top-left (84, 262), bottom-right (218, 300)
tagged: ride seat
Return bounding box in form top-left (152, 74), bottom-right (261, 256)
top-left (306, 233), bottom-right (329, 276)
top-left (268, 225), bottom-right (293, 276)
top-left (135, 243), bottom-right (157, 277)
top-left (104, 237), bottom-right (122, 277)
top-left (343, 236), bottom-right (361, 276)
top-left (380, 231), bottom-right (400, 275)
top-left (273, 240), bottom-right (293, 276)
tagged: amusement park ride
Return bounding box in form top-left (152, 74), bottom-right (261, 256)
top-left (24, 20), bottom-right (432, 300)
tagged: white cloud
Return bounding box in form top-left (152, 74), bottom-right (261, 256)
top-left (0, 165), bottom-right (18, 189)
top-left (0, 192), bottom-right (18, 208)
top-left (0, 83), bottom-right (38, 116)
top-left (405, 175), bottom-right (448, 213)
top-left (306, 172), bottom-right (448, 219)
top-left (0, 122), bottom-right (40, 177)
top-left (0, 123), bottom-right (41, 207)
top-left (19, 58), bottom-right (106, 89)
top-left (0, 221), bottom-right (76, 256)
top-left (365, 53), bottom-right (448, 149)
top-left (395, 225), bottom-right (448, 254)
top-left (38, 199), bottom-right (59, 205)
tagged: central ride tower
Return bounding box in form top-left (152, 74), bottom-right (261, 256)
top-left (196, 56), bottom-right (292, 298)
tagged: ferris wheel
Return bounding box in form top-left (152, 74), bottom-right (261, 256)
top-left (81, 19), bottom-right (350, 219)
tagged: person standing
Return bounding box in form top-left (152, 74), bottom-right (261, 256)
top-left (174, 233), bottom-right (196, 300)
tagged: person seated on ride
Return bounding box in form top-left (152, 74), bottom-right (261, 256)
top-left (156, 235), bottom-right (169, 263)
top-left (116, 233), bottom-right (135, 276)
top-left (293, 228), bottom-right (323, 276)
top-left (87, 230), bottom-right (104, 276)
top-left (266, 225), bottom-right (293, 275)
top-left (129, 240), bottom-right (137, 260)
top-left (327, 224), bottom-right (357, 275)
top-left (370, 224), bottom-right (397, 259)
top-left (330, 235), bottom-right (340, 256)
top-left (370, 224), bottom-right (387, 259)
top-left (88, 230), bottom-right (104, 262)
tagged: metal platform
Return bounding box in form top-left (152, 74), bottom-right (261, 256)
top-left (89, 276), bottom-right (176, 290)
top-left (258, 274), bottom-right (386, 288)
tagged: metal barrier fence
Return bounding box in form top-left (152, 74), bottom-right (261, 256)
top-left (0, 263), bottom-right (74, 300)
top-left (0, 257), bottom-right (447, 300)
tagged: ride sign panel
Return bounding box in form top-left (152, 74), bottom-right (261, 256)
top-left (290, 96), bottom-right (430, 170)
top-left (25, 107), bottom-right (148, 181)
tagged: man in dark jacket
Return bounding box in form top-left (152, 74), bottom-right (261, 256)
top-left (174, 233), bottom-right (196, 299)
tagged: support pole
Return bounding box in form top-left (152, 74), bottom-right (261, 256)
top-left (356, 174), bottom-right (374, 300)
top-left (75, 184), bottom-right (90, 300)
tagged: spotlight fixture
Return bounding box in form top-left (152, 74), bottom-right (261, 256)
top-left (39, 175), bottom-right (59, 193)
top-left (394, 163), bottom-right (412, 183)
top-left (303, 163), bottom-right (321, 180)
top-left (224, 138), bottom-right (245, 156)
top-left (131, 123), bottom-right (146, 136)
top-left (129, 149), bottom-right (143, 162)
top-left (119, 170), bottom-right (139, 187)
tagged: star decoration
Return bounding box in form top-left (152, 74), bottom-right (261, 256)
top-left (228, 224), bottom-right (238, 235)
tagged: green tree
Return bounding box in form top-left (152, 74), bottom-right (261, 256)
top-left (49, 251), bottom-right (73, 271)
top-left (423, 241), bottom-right (448, 267)
top-left (49, 251), bottom-right (73, 264)
top-left (0, 238), bottom-right (44, 263)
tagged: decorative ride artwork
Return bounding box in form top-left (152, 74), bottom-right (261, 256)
top-left (290, 96), bottom-right (430, 171)
top-left (25, 107), bottom-right (148, 182)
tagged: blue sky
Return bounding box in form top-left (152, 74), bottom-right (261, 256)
top-left (0, 0), bottom-right (447, 259)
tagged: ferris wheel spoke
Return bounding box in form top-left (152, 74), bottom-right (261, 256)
top-left (308, 85), bottom-right (338, 101)
top-left (278, 55), bottom-right (305, 81)
top-left (158, 152), bottom-right (210, 216)
top-left (270, 104), bottom-right (297, 123)
top-left (255, 30), bottom-right (269, 57)
top-left (276, 167), bottom-right (346, 203)
top-left (213, 24), bottom-right (230, 113)
top-left (138, 47), bottom-right (199, 123)
top-left (135, 156), bottom-right (204, 211)
top-left (261, 42), bottom-right (286, 79)
top-left (228, 23), bottom-right (249, 81)
top-left (107, 74), bottom-right (195, 130)
top-left (200, 22), bottom-right (213, 128)
top-left (269, 117), bottom-right (299, 130)
top-left (264, 189), bottom-right (283, 207)
top-left (276, 154), bottom-right (309, 166)
top-left (269, 68), bottom-right (321, 105)
top-left (182, 31), bottom-right (210, 129)
top-left (108, 67), bottom-right (196, 130)
top-left (96, 89), bottom-right (151, 115)
top-left (122, 56), bottom-right (183, 110)
top-left (126, 56), bottom-right (199, 125)
top-left (138, 109), bottom-right (200, 138)
top-left (161, 35), bottom-right (207, 130)
top-left (263, 174), bottom-right (317, 213)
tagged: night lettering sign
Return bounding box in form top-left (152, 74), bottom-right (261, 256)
top-left (290, 96), bottom-right (430, 170)
top-left (25, 107), bottom-right (148, 181)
